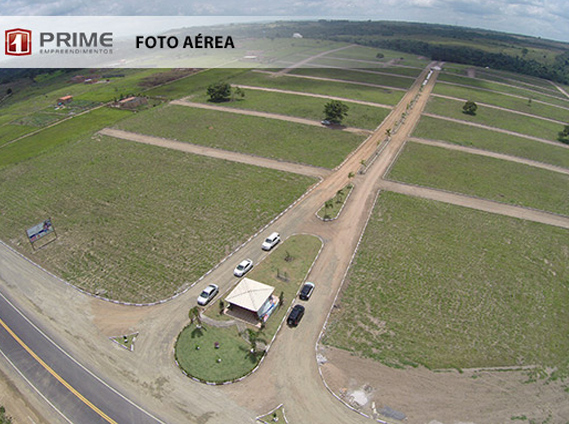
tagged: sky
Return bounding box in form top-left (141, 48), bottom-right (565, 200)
top-left (1, 0), bottom-right (568, 43)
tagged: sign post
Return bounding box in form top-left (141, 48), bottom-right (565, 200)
top-left (26, 218), bottom-right (57, 250)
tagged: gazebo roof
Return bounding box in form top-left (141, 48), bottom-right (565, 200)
top-left (225, 278), bottom-right (274, 312)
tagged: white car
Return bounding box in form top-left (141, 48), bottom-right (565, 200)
top-left (234, 259), bottom-right (253, 277)
top-left (197, 284), bottom-right (219, 306)
top-left (262, 232), bottom-right (281, 251)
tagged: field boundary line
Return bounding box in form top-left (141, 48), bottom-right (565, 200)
top-left (299, 62), bottom-right (416, 80)
top-left (408, 137), bottom-right (569, 175)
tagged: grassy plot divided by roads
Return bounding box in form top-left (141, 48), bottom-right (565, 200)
top-left (387, 141), bottom-right (569, 216)
top-left (412, 116), bottom-right (569, 169)
top-left (323, 192), bottom-right (569, 375)
top-left (188, 90), bottom-right (390, 131)
top-left (0, 136), bottom-right (316, 302)
top-left (424, 96), bottom-right (567, 142)
top-left (175, 235), bottom-right (322, 383)
top-left (115, 104), bottom-right (364, 169)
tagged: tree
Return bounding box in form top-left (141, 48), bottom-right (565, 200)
top-left (207, 82), bottom-right (231, 103)
top-left (462, 100), bottom-right (478, 115)
top-left (558, 125), bottom-right (569, 144)
top-left (232, 86), bottom-right (245, 101)
top-left (188, 306), bottom-right (202, 327)
top-left (376, 52), bottom-right (384, 59)
top-left (323, 100), bottom-right (349, 124)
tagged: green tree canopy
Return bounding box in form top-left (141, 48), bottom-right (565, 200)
top-left (558, 125), bottom-right (569, 144)
top-left (462, 100), bottom-right (478, 115)
top-left (323, 100), bottom-right (349, 124)
top-left (207, 82), bottom-right (232, 103)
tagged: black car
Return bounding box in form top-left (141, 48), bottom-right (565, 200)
top-left (287, 304), bottom-right (305, 326)
top-left (299, 282), bottom-right (315, 301)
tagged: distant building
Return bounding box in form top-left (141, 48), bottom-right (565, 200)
top-left (117, 96), bottom-right (148, 109)
top-left (292, 33), bottom-right (303, 39)
top-left (57, 95), bottom-right (73, 105)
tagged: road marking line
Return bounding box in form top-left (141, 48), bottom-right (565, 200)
top-left (0, 317), bottom-right (118, 424)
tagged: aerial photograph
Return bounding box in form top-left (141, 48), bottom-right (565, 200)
top-left (0, 1), bottom-right (568, 424)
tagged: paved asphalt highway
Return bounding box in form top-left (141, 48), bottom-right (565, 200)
top-left (0, 290), bottom-right (165, 424)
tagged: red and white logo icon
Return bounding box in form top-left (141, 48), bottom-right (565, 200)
top-left (5, 28), bottom-right (32, 56)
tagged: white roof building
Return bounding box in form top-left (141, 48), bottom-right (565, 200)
top-left (225, 278), bottom-right (278, 322)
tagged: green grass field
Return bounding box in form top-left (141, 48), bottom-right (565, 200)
top-left (413, 116), bottom-right (569, 169)
top-left (231, 72), bottom-right (405, 105)
top-left (432, 83), bottom-right (569, 123)
top-left (0, 124), bottom-right (37, 147)
top-left (387, 142), bottom-right (569, 215)
top-left (115, 104), bottom-right (365, 169)
top-left (290, 68), bottom-right (414, 89)
top-left (0, 136), bottom-right (316, 302)
top-left (307, 58), bottom-right (423, 77)
top-left (323, 192), bottom-right (569, 373)
top-left (189, 90), bottom-right (390, 131)
top-left (0, 107), bottom-right (132, 169)
top-left (176, 235), bottom-right (321, 382)
top-left (326, 45), bottom-right (430, 68)
top-left (424, 96), bottom-right (566, 141)
top-left (436, 74), bottom-right (569, 107)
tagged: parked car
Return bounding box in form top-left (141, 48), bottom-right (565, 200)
top-left (261, 232), bottom-right (281, 251)
top-left (234, 259), bottom-right (253, 277)
top-left (321, 119), bottom-right (331, 126)
top-left (197, 284), bottom-right (219, 306)
top-left (287, 304), bottom-right (305, 326)
top-left (299, 282), bottom-right (315, 301)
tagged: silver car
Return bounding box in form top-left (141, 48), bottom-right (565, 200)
top-left (197, 284), bottom-right (219, 306)
top-left (234, 259), bottom-right (253, 277)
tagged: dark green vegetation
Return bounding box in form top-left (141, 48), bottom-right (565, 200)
top-left (323, 100), bottom-right (350, 124)
top-left (246, 21), bottom-right (569, 83)
top-left (0, 136), bottom-right (315, 302)
top-left (176, 235), bottom-right (321, 382)
top-left (116, 104), bottom-right (364, 168)
top-left (387, 142), bottom-right (569, 215)
top-left (206, 81), bottom-right (232, 102)
top-left (324, 192), bottom-right (569, 375)
top-left (425, 96), bottom-right (565, 141)
top-left (0, 406), bottom-right (12, 424)
top-left (413, 116), bottom-right (569, 169)
top-left (190, 89), bottom-right (388, 130)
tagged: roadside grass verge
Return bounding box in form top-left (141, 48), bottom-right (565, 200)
top-left (436, 73), bottom-right (569, 107)
top-left (432, 83), bottom-right (569, 123)
top-left (0, 107), bottom-right (132, 169)
top-left (0, 136), bottom-right (316, 302)
top-left (413, 116), bottom-right (569, 169)
top-left (176, 235), bottom-right (321, 383)
top-left (317, 184), bottom-right (354, 220)
top-left (232, 72), bottom-right (404, 105)
top-left (387, 141), bottom-right (569, 215)
top-left (424, 96), bottom-right (566, 141)
top-left (115, 104), bottom-right (364, 169)
top-left (289, 68), bottom-right (414, 89)
top-left (323, 192), bottom-right (569, 373)
top-left (189, 90), bottom-right (389, 131)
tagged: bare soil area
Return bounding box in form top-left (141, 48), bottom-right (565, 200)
top-left (321, 346), bottom-right (569, 424)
